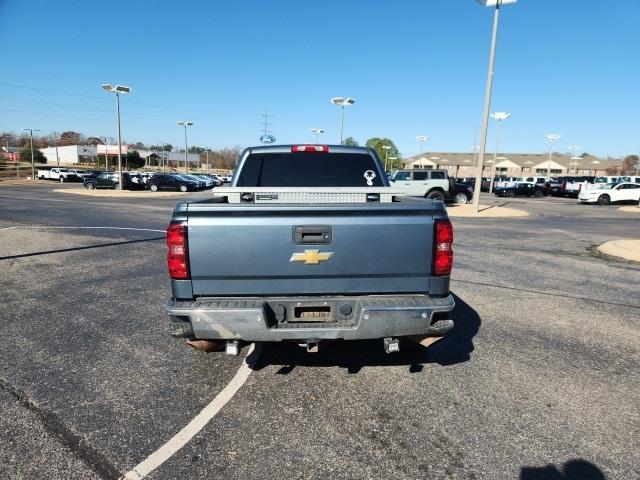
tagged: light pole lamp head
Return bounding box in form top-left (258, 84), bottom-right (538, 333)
top-left (331, 97), bottom-right (355, 106)
top-left (177, 121), bottom-right (194, 127)
top-left (546, 133), bottom-right (562, 142)
top-left (416, 135), bottom-right (429, 142)
top-left (382, 145), bottom-right (392, 151)
top-left (309, 128), bottom-right (324, 134)
top-left (476, 0), bottom-right (517, 6)
top-left (102, 83), bottom-right (132, 94)
top-left (490, 112), bottom-right (511, 121)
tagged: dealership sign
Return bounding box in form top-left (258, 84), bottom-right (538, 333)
top-left (96, 144), bottom-right (128, 155)
top-left (260, 134), bottom-right (276, 144)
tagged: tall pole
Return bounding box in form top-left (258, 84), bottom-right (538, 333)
top-left (206, 148), bottom-right (209, 173)
top-left (472, 1), bottom-right (501, 212)
top-left (339, 106), bottom-right (345, 145)
top-left (54, 136), bottom-right (60, 168)
top-left (385, 148), bottom-right (389, 172)
top-left (115, 92), bottom-right (124, 189)
top-left (545, 134), bottom-right (561, 176)
top-left (489, 120), bottom-right (503, 194)
top-left (183, 125), bottom-right (188, 174)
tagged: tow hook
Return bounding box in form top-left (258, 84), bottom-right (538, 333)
top-left (298, 341), bottom-right (319, 353)
top-left (225, 340), bottom-right (240, 356)
top-left (383, 337), bottom-right (400, 354)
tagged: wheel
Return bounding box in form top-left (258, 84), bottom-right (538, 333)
top-left (425, 190), bottom-right (445, 201)
top-left (112, 182), bottom-right (119, 190)
top-left (150, 184), bottom-right (158, 192)
top-left (85, 182), bottom-right (95, 189)
top-left (597, 194), bottom-right (611, 206)
top-left (454, 192), bottom-right (469, 204)
top-left (534, 190), bottom-right (543, 198)
top-left (179, 184), bottom-right (188, 192)
top-left (59, 176), bottom-right (65, 183)
top-left (505, 190), bottom-right (515, 198)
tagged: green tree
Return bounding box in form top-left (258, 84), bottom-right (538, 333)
top-left (123, 151), bottom-right (144, 169)
top-left (365, 137), bottom-right (401, 170)
top-left (344, 136), bottom-right (359, 146)
top-left (20, 146), bottom-right (46, 164)
top-left (161, 144), bottom-right (173, 152)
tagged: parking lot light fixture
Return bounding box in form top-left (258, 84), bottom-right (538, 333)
top-left (177, 121), bottom-right (194, 174)
top-left (21, 128), bottom-right (41, 180)
top-left (102, 83), bottom-right (132, 189)
top-left (488, 112), bottom-right (511, 193)
top-left (157, 140), bottom-right (170, 172)
top-left (567, 145), bottom-right (580, 174)
top-left (330, 97), bottom-right (355, 144)
top-left (309, 128), bottom-right (325, 143)
top-left (472, 0), bottom-right (517, 212)
top-left (416, 135), bottom-right (429, 162)
top-left (382, 145), bottom-right (392, 171)
top-left (545, 133), bottom-right (562, 176)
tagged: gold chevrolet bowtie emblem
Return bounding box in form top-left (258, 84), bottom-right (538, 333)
top-left (290, 249), bottom-right (333, 265)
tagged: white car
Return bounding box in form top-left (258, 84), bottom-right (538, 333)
top-left (578, 182), bottom-right (640, 205)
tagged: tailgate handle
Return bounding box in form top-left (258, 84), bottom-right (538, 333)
top-left (293, 225), bottom-right (332, 245)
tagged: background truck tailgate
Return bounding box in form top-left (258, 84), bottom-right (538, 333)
top-left (186, 201), bottom-right (436, 296)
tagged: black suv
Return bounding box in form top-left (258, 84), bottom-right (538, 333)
top-left (147, 174), bottom-right (198, 192)
top-left (83, 172), bottom-right (142, 190)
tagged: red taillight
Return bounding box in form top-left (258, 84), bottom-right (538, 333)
top-left (433, 219), bottom-right (453, 276)
top-left (166, 222), bottom-right (189, 280)
top-left (291, 145), bottom-right (329, 153)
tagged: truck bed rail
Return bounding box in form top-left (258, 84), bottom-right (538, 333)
top-left (212, 187), bottom-right (404, 204)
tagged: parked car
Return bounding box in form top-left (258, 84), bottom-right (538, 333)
top-left (578, 182), bottom-right (640, 205)
top-left (37, 168), bottom-right (80, 182)
top-left (146, 173), bottom-right (198, 192)
top-left (83, 172), bottom-right (143, 190)
top-left (190, 174), bottom-right (215, 188)
top-left (494, 182), bottom-right (545, 198)
top-left (164, 144), bottom-right (455, 354)
top-left (445, 181), bottom-right (474, 204)
top-left (548, 176), bottom-right (596, 197)
top-left (176, 174), bottom-right (207, 189)
top-left (388, 169), bottom-right (450, 201)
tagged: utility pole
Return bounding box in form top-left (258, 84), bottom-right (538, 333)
top-left (22, 128), bottom-right (40, 180)
top-left (205, 148), bottom-right (210, 173)
top-left (260, 108), bottom-right (272, 137)
top-left (54, 136), bottom-right (60, 168)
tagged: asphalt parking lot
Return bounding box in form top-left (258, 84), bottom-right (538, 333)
top-left (1, 183), bottom-right (638, 480)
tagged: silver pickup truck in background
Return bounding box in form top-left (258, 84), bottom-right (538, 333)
top-left (165, 145), bottom-right (455, 354)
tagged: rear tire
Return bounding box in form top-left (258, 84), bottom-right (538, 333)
top-left (179, 184), bottom-right (188, 192)
top-left (534, 190), bottom-right (543, 198)
top-left (85, 182), bottom-right (95, 190)
top-left (59, 177), bottom-right (65, 183)
top-left (506, 190), bottom-right (515, 198)
top-left (150, 184), bottom-right (158, 192)
top-left (112, 182), bottom-right (119, 190)
top-left (426, 190), bottom-right (445, 201)
top-left (597, 194), bottom-right (611, 206)
top-left (454, 192), bottom-right (469, 204)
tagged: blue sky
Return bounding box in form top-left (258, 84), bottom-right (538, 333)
top-left (1, 0), bottom-right (638, 158)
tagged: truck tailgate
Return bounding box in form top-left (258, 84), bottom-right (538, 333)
top-left (186, 201), bottom-right (437, 296)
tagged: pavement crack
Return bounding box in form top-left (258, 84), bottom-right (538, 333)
top-left (0, 376), bottom-right (121, 480)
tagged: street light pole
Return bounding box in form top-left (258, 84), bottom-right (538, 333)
top-left (330, 97), bottom-right (355, 144)
top-left (488, 112), bottom-right (510, 193)
top-left (177, 121), bottom-right (194, 174)
top-left (382, 145), bottom-right (392, 172)
top-left (54, 135), bottom-right (60, 169)
top-left (157, 141), bottom-right (169, 172)
top-left (205, 147), bottom-right (210, 173)
top-left (21, 128), bottom-right (40, 180)
top-left (102, 84), bottom-right (132, 189)
top-left (567, 145), bottom-right (580, 174)
top-left (309, 128), bottom-right (325, 143)
top-left (416, 135), bottom-right (429, 164)
top-left (471, 0), bottom-right (517, 212)
top-left (545, 133), bottom-right (562, 176)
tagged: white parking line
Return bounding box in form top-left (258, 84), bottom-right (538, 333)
top-left (122, 343), bottom-right (260, 480)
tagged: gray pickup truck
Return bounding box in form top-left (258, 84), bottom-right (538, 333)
top-left (165, 145), bottom-right (455, 354)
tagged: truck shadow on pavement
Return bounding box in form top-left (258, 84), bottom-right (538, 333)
top-left (251, 293), bottom-right (480, 374)
top-left (520, 459), bottom-right (606, 480)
